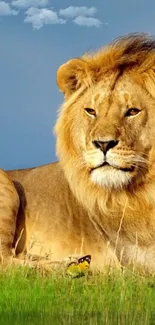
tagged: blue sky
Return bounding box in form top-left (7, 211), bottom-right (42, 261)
top-left (1, 0), bottom-right (155, 170)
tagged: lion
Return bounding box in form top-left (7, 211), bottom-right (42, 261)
top-left (1, 32), bottom-right (155, 272)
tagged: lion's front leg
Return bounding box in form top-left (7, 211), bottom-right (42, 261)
top-left (0, 169), bottom-right (19, 263)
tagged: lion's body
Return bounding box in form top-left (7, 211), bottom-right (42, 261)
top-left (5, 163), bottom-right (117, 268)
top-left (2, 33), bottom-right (155, 271)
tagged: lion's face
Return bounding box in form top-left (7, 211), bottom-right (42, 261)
top-left (78, 75), bottom-right (154, 189)
top-left (55, 34), bottom-right (155, 191)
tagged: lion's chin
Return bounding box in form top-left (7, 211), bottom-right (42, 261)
top-left (91, 166), bottom-right (133, 189)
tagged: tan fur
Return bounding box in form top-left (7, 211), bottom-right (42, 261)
top-left (1, 33), bottom-right (155, 271)
top-left (0, 169), bottom-right (19, 261)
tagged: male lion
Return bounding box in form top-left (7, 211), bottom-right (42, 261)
top-left (1, 33), bottom-right (155, 271)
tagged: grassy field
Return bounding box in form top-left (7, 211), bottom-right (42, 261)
top-left (0, 265), bottom-right (155, 325)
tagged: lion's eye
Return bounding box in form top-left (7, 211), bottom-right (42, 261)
top-left (125, 108), bottom-right (141, 117)
top-left (84, 108), bottom-right (96, 117)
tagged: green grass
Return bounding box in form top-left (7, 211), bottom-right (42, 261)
top-left (0, 266), bottom-right (155, 325)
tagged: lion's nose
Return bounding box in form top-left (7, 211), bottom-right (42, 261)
top-left (93, 140), bottom-right (119, 154)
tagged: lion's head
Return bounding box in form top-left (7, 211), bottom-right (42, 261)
top-left (55, 33), bottom-right (155, 212)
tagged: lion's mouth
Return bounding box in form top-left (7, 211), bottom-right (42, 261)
top-left (93, 162), bottom-right (135, 173)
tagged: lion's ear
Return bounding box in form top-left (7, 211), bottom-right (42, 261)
top-left (57, 58), bottom-right (91, 97)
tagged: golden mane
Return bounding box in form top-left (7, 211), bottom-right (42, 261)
top-left (83, 33), bottom-right (155, 75)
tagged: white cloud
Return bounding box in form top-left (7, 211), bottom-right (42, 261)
top-left (59, 6), bottom-right (97, 18)
top-left (0, 1), bottom-right (18, 15)
top-left (73, 16), bottom-right (102, 28)
top-left (24, 7), bottom-right (66, 29)
top-left (0, 3), bottom-right (103, 29)
top-left (12, 0), bottom-right (48, 9)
